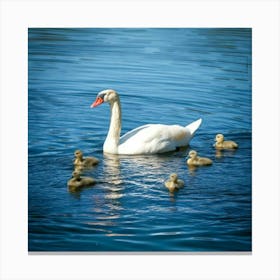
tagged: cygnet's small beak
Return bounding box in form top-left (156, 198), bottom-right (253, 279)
top-left (91, 96), bottom-right (104, 108)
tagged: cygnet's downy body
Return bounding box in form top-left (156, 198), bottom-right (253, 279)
top-left (186, 150), bottom-right (213, 166)
top-left (67, 171), bottom-right (95, 192)
top-left (214, 134), bottom-right (238, 150)
top-left (74, 150), bottom-right (99, 168)
top-left (164, 173), bottom-right (184, 192)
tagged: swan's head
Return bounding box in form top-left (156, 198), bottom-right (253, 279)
top-left (215, 134), bottom-right (224, 143)
top-left (91, 89), bottom-right (118, 108)
top-left (169, 173), bottom-right (178, 182)
top-left (188, 150), bottom-right (197, 158)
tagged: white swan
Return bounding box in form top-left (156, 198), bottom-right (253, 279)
top-left (91, 89), bottom-right (202, 155)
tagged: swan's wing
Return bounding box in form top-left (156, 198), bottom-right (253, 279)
top-left (119, 124), bottom-right (153, 145)
top-left (120, 119), bottom-right (201, 145)
top-left (185, 118), bottom-right (202, 134)
top-left (119, 124), bottom-right (190, 154)
top-left (118, 119), bottom-right (202, 155)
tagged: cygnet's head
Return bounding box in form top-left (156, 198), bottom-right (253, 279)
top-left (215, 134), bottom-right (224, 142)
top-left (74, 150), bottom-right (83, 158)
top-left (169, 173), bottom-right (178, 182)
top-left (188, 150), bottom-right (197, 158)
top-left (91, 89), bottom-right (118, 108)
top-left (72, 171), bottom-right (81, 179)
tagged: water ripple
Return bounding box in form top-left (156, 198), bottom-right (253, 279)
top-left (28, 28), bottom-right (251, 252)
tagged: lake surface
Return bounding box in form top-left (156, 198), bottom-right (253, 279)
top-left (28, 28), bottom-right (252, 252)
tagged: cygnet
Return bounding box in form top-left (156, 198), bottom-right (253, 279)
top-left (67, 171), bottom-right (95, 191)
top-left (74, 150), bottom-right (99, 168)
top-left (187, 150), bottom-right (213, 166)
top-left (214, 134), bottom-right (238, 149)
top-left (164, 173), bottom-right (184, 192)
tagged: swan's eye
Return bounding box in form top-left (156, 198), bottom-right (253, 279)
top-left (99, 93), bottom-right (106, 99)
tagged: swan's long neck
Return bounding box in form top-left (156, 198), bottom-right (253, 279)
top-left (103, 97), bottom-right (122, 154)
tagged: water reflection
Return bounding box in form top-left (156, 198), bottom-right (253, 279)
top-left (83, 154), bottom-right (124, 233)
top-left (87, 191), bottom-right (123, 233)
top-left (118, 153), bottom-right (180, 188)
top-left (215, 149), bottom-right (237, 158)
top-left (28, 28), bottom-right (252, 251)
top-left (101, 153), bottom-right (176, 195)
top-left (168, 192), bottom-right (179, 205)
top-left (103, 153), bottom-right (123, 186)
top-left (186, 164), bottom-right (199, 176)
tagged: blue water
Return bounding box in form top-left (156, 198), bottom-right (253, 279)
top-left (28, 28), bottom-right (252, 252)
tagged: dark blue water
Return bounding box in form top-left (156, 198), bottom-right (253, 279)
top-left (28, 28), bottom-right (251, 252)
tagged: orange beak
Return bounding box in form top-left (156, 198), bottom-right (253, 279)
top-left (91, 97), bottom-right (104, 108)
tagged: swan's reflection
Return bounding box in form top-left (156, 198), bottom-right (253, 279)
top-left (86, 152), bottom-right (185, 235)
top-left (97, 154), bottom-right (124, 213)
top-left (101, 153), bottom-right (170, 196)
top-left (117, 153), bottom-right (180, 187)
top-left (102, 153), bottom-right (123, 187)
top-left (85, 153), bottom-right (124, 233)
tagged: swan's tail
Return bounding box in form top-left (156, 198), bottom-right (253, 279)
top-left (186, 118), bottom-right (202, 135)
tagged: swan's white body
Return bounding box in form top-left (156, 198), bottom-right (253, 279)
top-left (91, 89), bottom-right (202, 155)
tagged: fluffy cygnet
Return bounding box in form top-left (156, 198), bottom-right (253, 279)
top-left (164, 173), bottom-right (184, 192)
top-left (187, 150), bottom-right (213, 166)
top-left (67, 171), bottom-right (95, 191)
top-left (214, 134), bottom-right (238, 149)
top-left (74, 150), bottom-right (99, 168)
